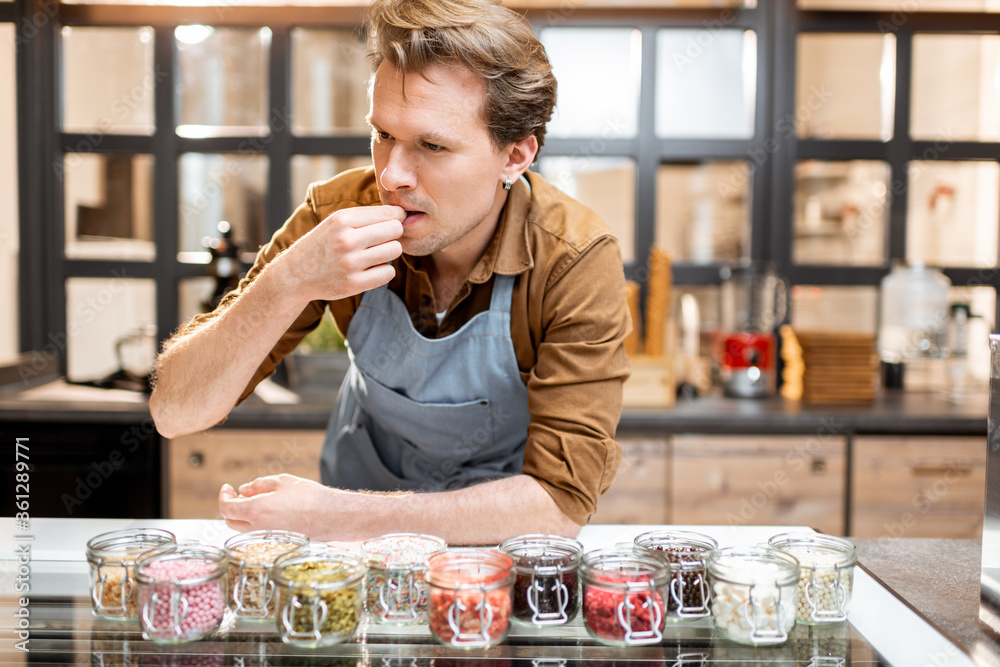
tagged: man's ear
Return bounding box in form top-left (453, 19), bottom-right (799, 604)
top-left (504, 134), bottom-right (539, 178)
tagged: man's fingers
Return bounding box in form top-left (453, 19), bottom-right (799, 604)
top-left (365, 240), bottom-right (403, 267)
top-left (337, 205), bottom-right (405, 229)
top-left (219, 489), bottom-right (249, 523)
top-left (222, 516), bottom-right (254, 533)
top-left (362, 219), bottom-right (404, 248)
top-left (354, 263), bottom-right (398, 293)
top-left (370, 205), bottom-right (406, 223)
top-left (219, 483), bottom-right (237, 502)
top-left (238, 476), bottom-right (280, 497)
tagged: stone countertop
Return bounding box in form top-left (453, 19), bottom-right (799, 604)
top-left (853, 537), bottom-right (999, 667)
top-left (0, 378), bottom-right (988, 436)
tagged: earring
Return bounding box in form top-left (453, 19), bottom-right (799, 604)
top-left (503, 176), bottom-right (513, 191)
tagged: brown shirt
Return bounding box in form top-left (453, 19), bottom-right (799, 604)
top-left (191, 166), bottom-right (631, 525)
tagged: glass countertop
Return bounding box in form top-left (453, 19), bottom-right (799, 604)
top-left (0, 519), bottom-right (977, 666)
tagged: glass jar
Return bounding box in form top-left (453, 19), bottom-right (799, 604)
top-left (426, 548), bottom-right (515, 648)
top-left (634, 529), bottom-right (717, 622)
top-left (767, 532), bottom-right (857, 625)
top-left (271, 544), bottom-right (365, 647)
top-left (134, 542), bottom-right (228, 643)
top-left (362, 532), bottom-right (447, 625)
top-left (706, 545), bottom-right (800, 646)
top-left (499, 533), bottom-right (582, 627)
top-left (580, 546), bottom-right (669, 647)
top-left (789, 619), bottom-right (850, 663)
top-left (224, 529), bottom-right (308, 621)
top-left (86, 528), bottom-right (176, 620)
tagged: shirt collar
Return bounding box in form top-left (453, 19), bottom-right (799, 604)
top-left (398, 173), bottom-right (537, 283)
top-left (467, 173), bottom-right (535, 284)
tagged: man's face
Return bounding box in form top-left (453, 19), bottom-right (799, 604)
top-left (368, 61), bottom-right (510, 258)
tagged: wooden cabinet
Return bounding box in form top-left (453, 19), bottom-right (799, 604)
top-left (591, 434), bottom-right (846, 534)
top-left (851, 436), bottom-right (985, 539)
top-left (163, 429), bottom-right (986, 539)
top-left (591, 436), bottom-right (672, 525)
top-left (167, 429), bottom-right (326, 519)
top-left (1, 420), bottom-right (161, 519)
top-left (671, 435), bottom-right (847, 535)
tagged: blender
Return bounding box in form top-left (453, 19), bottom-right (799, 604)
top-left (717, 262), bottom-right (788, 398)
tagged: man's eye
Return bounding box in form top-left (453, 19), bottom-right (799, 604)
top-left (376, 130), bottom-right (391, 140)
top-left (424, 142), bottom-right (443, 152)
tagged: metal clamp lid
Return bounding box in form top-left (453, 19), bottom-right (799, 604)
top-left (525, 565), bottom-right (572, 626)
top-left (616, 582), bottom-right (663, 645)
top-left (444, 584), bottom-right (496, 647)
top-left (281, 592), bottom-right (329, 642)
top-left (745, 581), bottom-right (790, 643)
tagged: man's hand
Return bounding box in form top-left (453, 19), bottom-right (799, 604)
top-left (218, 474), bottom-right (342, 539)
top-left (277, 205), bottom-right (405, 305)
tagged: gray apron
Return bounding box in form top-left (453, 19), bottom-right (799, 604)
top-left (320, 274), bottom-right (530, 491)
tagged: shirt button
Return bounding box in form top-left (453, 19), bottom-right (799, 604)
top-left (421, 295), bottom-right (432, 306)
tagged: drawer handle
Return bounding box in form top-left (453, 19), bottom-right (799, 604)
top-left (188, 452), bottom-right (204, 468)
top-left (912, 463), bottom-right (973, 477)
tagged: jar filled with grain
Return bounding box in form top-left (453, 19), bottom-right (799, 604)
top-left (134, 542), bottom-right (229, 643)
top-left (767, 532), bottom-right (857, 625)
top-left (706, 546), bottom-right (800, 646)
top-left (86, 528), bottom-right (176, 620)
top-left (634, 529), bottom-right (717, 622)
top-left (224, 529), bottom-right (308, 621)
top-left (580, 546), bottom-right (670, 647)
top-left (271, 544), bottom-right (365, 648)
top-left (362, 532), bottom-right (446, 625)
top-left (499, 534), bottom-right (583, 627)
top-left (426, 549), bottom-right (515, 648)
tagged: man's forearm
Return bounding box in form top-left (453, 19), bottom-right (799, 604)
top-left (333, 475), bottom-right (580, 545)
top-left (150, 258), bottom-right (309, 438)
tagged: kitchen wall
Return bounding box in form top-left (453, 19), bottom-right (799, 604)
top-left (0, 24), bottom-right (18, 364)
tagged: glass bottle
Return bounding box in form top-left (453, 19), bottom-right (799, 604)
top-left (878, 262), bottom-right (951, 364)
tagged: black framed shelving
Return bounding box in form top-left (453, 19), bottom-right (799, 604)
top-left (14, 0), bottom-right (1000, 373)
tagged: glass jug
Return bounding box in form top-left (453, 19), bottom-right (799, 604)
top-left (718, 262), bottom-right (789, 398)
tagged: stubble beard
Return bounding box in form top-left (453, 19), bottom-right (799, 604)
top-left (400, 200), bottom-right (497, 259)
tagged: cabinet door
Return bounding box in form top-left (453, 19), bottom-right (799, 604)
top-left (672, 435), bottom-right (846, 534)
top-left (851, 436), bottom-right (985, 539)
top-left (591, 436), bottom-right (671, 525)
top-left (2, 421), bottom-right (161, 519)
top-left (167, 429), bottom-right (326, 519)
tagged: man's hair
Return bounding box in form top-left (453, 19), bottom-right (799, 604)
top-left (366, 0), bottom-right (557, 153)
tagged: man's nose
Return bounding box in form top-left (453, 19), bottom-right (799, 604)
top-left (380, 145), bottom-right (417, 191)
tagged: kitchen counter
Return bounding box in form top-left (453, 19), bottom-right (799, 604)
top-left (0, 519), bottom-right (988, 665)
top-left (853, 537), bottom-right (998, 667)
top-left (0, 377), bottom-right (988, 435)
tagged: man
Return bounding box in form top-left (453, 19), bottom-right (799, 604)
top-left (150, 0), bottom-right (631, 545)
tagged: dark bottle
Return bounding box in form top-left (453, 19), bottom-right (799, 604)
top-left (203, 220), bottom-right (242, 311)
